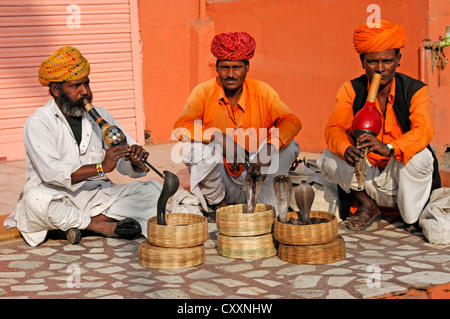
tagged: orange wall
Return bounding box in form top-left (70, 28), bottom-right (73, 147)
top-left (138, 0), bottom-right (449, 159)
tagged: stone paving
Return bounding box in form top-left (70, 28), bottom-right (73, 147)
top-left (1, 145), bottom-right (449, 300)
top-left (1, 215), bottom-right (449, 299)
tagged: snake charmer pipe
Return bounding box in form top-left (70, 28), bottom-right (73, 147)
top-left (351, 73), bottom-right (383, 189)
top-left (83, 101), bottom-right (180, 225)
top-left (83, 102), bottom-right (166, 177)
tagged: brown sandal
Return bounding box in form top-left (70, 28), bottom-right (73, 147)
top-left (346, 206), bottom-right (381, 231)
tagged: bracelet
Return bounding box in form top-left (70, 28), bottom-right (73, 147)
top-left (96, 162), bottom-right (105, 177)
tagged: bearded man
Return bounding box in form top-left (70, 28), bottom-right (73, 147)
top-left (173, 32), bottom-right (302, 220)
top-left (317, 21), bottom-right (440, 230)
top-left (4, 46), bottom-right (164, 246)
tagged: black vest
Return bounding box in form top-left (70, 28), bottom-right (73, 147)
top-left (350, 73), bottom-right (441, 192)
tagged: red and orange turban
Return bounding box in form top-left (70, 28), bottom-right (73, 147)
top-left (38, 46), bottom-right (90, 86)
top-left (211, 32), bottom-right (256, 61)
top-left (353, 20), bottom-right (407, 54)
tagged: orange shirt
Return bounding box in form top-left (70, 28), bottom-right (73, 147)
top-left (324, 77), bottom-right (434, 167)
top-left (173, 77), bottom-right (301, 152)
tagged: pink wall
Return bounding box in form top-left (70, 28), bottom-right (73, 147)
top-left (138, 0), bottom-right (449, 159)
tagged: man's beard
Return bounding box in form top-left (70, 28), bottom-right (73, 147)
top-left (57, 90), bottom-right (92, 117)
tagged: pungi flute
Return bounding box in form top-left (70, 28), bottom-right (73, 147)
top-left (351, 73), bottom-right (383, 189)
top-left (83, 102), bottom-right (165, 178)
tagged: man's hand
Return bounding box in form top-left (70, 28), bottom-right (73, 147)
top-left (344, 145), bottom-right (362, 167)
top-left (102, 145), bottom-right (130, 173)
top-left (356, 133), bottom-right (391, 157)
top-left (127, 144), bottom-right (149, 163)
top-left (248, 143), bottom-right (275, 178)
top-left (212, 132), bottom-right (249, 173)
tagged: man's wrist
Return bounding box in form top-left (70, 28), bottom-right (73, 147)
top-left (386, 143), bottom-right (395, 157)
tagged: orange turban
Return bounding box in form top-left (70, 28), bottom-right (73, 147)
top-left (211, 32), bottom-right (256, 61)
top-left (38, 46), bottom-right (90, 86)
top-left (353, 20), bottom-right (407, 54)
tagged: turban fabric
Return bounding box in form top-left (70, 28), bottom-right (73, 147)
top-left (353, 20), bottom-right (407, 54)
top-left (38, 46), bottom-right (90, 86)
top-left (211, 32), bottom-right (256, 61)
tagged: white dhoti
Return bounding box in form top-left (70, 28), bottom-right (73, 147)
top-left (8, 180), bottom-right (162, 247)
top-left (316, 148), bottom-right (434, 224)
top-left (181, 140), bottom-right (300, 211)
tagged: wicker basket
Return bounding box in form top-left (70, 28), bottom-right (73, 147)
top-left (217, 233), bottom-right (277, 259)
top-left (274, 211), bottom-right (338, 246)
top-left (278, 235), bottom-right (346, 265)
top-left (216, 204), bottom-right (275, 237)
top-left (147, 213), bottom-right (208, 248)
top-left (138, 241), bottom-right (205, 269)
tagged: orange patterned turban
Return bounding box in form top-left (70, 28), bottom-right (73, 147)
top-left (211, 32), bottom-right (256, 61)
top-left (353, 20), bottom-right (407, 54)
top-left (38, 46), bottom-right (90, 86)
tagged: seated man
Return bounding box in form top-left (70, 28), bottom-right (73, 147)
top-left (317, 21), bottom-right (440, 230)
top-left (173, 32), bottom-right (302, 219)
top-left (4, 46), bottom-right (163, 246)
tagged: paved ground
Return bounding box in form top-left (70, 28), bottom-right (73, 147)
top-left (1, 143), bottom-right (449, 301)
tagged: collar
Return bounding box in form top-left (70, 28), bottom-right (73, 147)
top-left (216, 77), bottom-right (247, 111)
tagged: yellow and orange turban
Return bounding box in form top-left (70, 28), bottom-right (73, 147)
top-left (211, 32), bottom-right (256, 61)
top-left (353, 20), bottom-right (407, 54)
top-left (38, 46), bottom-right (90, 86)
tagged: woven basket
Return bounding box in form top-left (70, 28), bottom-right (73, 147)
top-left (217, 233), bottom-right (277, 259)
top-left (216, 204), bottom-right (275, 237)
top-left (138, 241), bottom-right (205, 269)
top-left (278, 235), bottom-right (346, 265)
top-left (147, 213), bottom-right (208, 248)
top-left (274, 211), bottom-right (338, 246)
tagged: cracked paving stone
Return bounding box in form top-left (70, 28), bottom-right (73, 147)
top-left (254, 279), bottom-right (281, 287)
top-left (241, 270), bottom-right (269, 278)
top-left (189, 282), bottom-right (223, 296)
top-left (390, 266), bottom-right (412, 273)
top-left (326, 289), bottom-right (356, 299)
top-left (95, 266), bottom-right (126, 274)
top-left (11, 284), bottom-right (48, 292)
top-left (327, 276), bottom-right (355, 287)
top-left (405, 260), bottom-right (434, 269)
top-left (354, 257), bottom-right (399, 265)
top-left (236, 286), bottom-right (267, 296)
top-left (291, 289), bottom-right (326, 298)
top-left (155, 275), bottom-right (184, 284)
top-left (127, 284), bottom-right (152, 293)
top-left (354, 282), bottom-right (408, 299)
top-left (186, 270), bottom-right (220, 280)
top-left (0, 272), bottom-right (26, 279)
top-left (321, 268), bottom-right (353, 275)
top-left (145, 288), bottom-right (190, 299)
top-left (83, 254), bottom-right (108, 260)
top-left (293, 275), bottom-right (321, 289)
top-left (0, 254), bottom-right (28, 261)
top-left (29, 247), bottom-right (58, 255)
top-left (396, 271), bottom-right (450, 286)
top-left (410, 255), bottom-right (450, 263)
top-left (276, 264), bottom-right (316, 276)
top-left (213, 278), bottom-right (248, 287)
top-left (129, 278), bottom-right (156, 285)
top-left (8, 261), bottom-right (44, 269)
top-left (84, 288), bottom-right (116, 298)
top-left (48, 254), bottom-right (80, 263)
top-left (218, 264), bottom-right (254, 272)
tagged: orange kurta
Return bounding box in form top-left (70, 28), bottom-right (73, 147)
top-left (173, 77), bottom-right (302, 153)
top-left (324, 77), bottom-right (434, 167)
